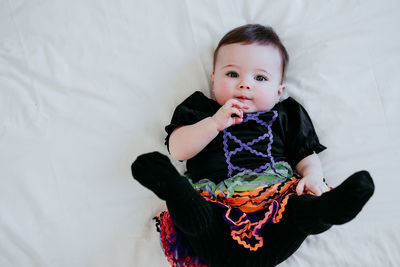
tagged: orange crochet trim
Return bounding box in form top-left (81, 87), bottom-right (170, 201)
top-left (217, 177), bottom-right (298, 213)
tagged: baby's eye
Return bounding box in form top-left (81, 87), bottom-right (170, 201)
top-left (255, 75), bottom-right (268, 81)
top-left (227, 72), bottom-right (239, 78)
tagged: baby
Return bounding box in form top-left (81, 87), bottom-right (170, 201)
top-left (131, 24), bottom-right (374, 267)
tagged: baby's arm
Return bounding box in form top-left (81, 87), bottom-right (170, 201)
top-left (295, 153), bottom-right (329, 196)
top-left (169, 99), bottom-right (249, 161)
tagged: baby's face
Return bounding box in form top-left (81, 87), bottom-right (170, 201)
top-left (212, 43), bottom-right (285, 113)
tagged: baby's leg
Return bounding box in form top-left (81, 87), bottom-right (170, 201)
top-left (206, 214), bottom-right (309, 267)
top-left (238, 171), bottom-right (375, 267)
top-left (258, 214), bottom-right (308, 267)
top-left (287, 170), bottom-right (375, 235)
top-left (131, 151), bottom-right (217, 236)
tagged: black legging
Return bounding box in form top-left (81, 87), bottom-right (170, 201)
top-left (167, 194), bottom-right (311, 267)
top-left (131, 151), bottom-right (374, 267)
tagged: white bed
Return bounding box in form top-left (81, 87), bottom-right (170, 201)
top-left (1, 0), bottom-right (399, 266)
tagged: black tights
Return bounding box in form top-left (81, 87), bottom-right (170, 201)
top-left (166, 192), bottom-right (313, 267)
top-left (131, 152), bottom-right (374, 267)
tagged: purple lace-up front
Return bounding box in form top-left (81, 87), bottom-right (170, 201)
top-left (223, 110), bottom-right (280, 178)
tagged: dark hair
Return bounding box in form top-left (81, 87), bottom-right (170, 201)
top-left (213, 24), bottom-right (289, 83)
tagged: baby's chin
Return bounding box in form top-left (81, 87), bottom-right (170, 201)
top-left (243, 106), bottom-right (257, 113)
top-left (244, 104), bottom-right (274, 113)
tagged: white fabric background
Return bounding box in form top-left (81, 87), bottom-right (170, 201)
top-left (1, 0), bottom-right (399, 266)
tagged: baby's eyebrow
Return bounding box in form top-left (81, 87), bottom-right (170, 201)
top-left (221, 64), bottom-right (238, 70)
top-left (255, 68), bottom-right (272, 77)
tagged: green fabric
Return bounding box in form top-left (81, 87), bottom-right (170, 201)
top-left (187, 161), bottom-right (293, 198)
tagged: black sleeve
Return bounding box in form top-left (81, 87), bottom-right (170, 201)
top-left (164, 91), bottom-right (218, 152)
top-left (282, 97), bottom-right (327, 168)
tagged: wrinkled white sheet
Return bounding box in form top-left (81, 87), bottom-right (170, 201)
top-left (1, 0), bottom-right (400, 266)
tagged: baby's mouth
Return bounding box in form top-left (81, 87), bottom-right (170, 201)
top-left (236, 96), bottom-right (251, 100)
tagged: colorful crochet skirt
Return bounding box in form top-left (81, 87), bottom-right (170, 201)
top-left (153, 162), bottom-right (300, 267)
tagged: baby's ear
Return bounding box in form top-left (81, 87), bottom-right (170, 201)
top-left (211, 72), bottom-right (215, 87)
top-left (278, 84), bottom-right (286, 97)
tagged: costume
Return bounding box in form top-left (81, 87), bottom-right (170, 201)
top-left (131, 91), bottom-right (375, 267)
top-left (159, 91), bottom-right (325, 266)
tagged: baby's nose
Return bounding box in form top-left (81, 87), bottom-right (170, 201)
top-left (240, 85), bottom-right (251, 90)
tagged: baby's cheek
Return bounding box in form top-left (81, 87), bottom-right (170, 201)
top-left (215, 82), bottom-right (233, 104)
top-left (256, 90), bottom-right (276, 110)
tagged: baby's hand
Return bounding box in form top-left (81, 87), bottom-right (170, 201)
top-left (212, 99), bottom-right (249, 131)
top-left (296, 175), bottom-right (330, 196)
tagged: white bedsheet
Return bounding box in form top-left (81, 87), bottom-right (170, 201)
top-left (1, 0), bottom-right (399, 266)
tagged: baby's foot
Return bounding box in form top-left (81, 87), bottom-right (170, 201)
top-left (319, 170), bottom-right (375, 225)
top-left (289, 170), bottom-right (374, 234)
top-left (131, 151), bottom-right (182, 200)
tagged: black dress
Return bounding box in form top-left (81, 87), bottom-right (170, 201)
top-left (152, 91), bottom-right (329, 267)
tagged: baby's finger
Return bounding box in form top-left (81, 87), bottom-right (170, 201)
top-left (233, 103), bottom-right (250, 110)
top-left (312, 186), bottom-right (323, 196)
top-left (230, 99), bottom-right (250, 110)
top-left (321, 183), bottom-right (330, 194)
top-left (313, 184), bottom-right (326, 196)
top-left (296, 180), bottom-right (305, 195)
top-left (234, 116), bottom-right (243, 124)
top-left (230, 107), bottom-right (243, 118)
